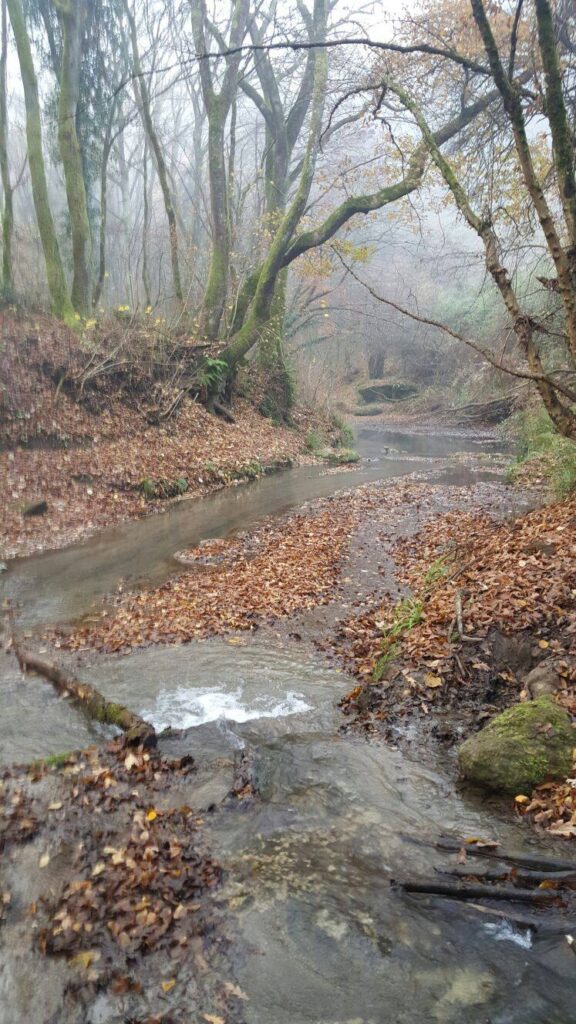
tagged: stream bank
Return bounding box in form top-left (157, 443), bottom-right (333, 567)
top-left (2, 426), bottom-right (576, 1024)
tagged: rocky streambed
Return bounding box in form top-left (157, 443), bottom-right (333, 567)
top-left (2, 427), bottom-right (575, 1024)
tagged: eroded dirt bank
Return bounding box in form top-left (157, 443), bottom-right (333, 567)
top-left (1, 311), bottom-right (334, 560)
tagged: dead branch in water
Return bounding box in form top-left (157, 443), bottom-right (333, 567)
top-left (395, 879), bottom-right (559, 904)
top-left (404, 834), bottom-right (576, 873)
top-left (11, 638), bottom-right (156, 748)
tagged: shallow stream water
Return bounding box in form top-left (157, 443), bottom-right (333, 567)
top-left (3, 427), bottom-right (507, 629)
top-left (3, 427), bottom-right (574, 1023)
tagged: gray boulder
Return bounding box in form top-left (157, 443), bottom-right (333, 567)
top-left (525, 662), bottom-right (561, 699)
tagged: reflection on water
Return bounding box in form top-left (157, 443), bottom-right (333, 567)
top-left (357, 425), bottom-right (510, 459)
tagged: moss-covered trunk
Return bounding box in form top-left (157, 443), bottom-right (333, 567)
top-left (14, 641), bottom-right (156, 748)
top-left (190, 0), bottom-right (249, 339)
top-left (55, 0), bottom-right (92, 316)
top-left (218, 3), bottom-right (328, 376)
top-left (201, 99), bottom-right (230, 338)
top-left (0, 0), bottom-right (13, 297)
top-left (6, 0), bottom-right (72, 319)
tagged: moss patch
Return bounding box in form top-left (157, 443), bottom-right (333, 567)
top-left (320, 448), bottom-right (360, 465)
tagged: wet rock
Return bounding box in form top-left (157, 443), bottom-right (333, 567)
top-left (490, 630), bottom-right (532, 675)
top-left (358, 381), bottom-right (418, 403)
top-left (23, 500), bottom-right (48, 518)
top-left (458, 696), bottom-right (574, 793)
top-left (524, 662), bottom-right (561, 699)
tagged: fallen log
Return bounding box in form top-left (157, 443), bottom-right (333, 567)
top-left (212, 400), bottom-right (236, 424)
top-left (13, 642), bottom-right (156, 748)
top-left (394, 880), bottom-right (560, 904)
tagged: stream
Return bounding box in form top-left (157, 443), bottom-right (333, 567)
top-left (2, 427), bottom-right (575, 1023)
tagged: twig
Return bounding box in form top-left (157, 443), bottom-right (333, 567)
top-left (455, 589), bottom-right (464, 639)
top-left (426, 835), bottom-right (576, 872)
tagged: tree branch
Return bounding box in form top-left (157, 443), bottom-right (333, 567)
top-left (333, 249), bottom-right (576, 404)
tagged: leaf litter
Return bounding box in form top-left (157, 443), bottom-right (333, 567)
top-left (333, 491), bottom-right (576, 837)
top-left (0, 740), bottom-right (243, 1022)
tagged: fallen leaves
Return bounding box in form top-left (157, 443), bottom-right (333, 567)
top-left (63, 487), bottom-right (391, 653)
top-left (335, 493), bottom-right (576, 690)
top-left (423, 673), bottom-right (443, 688)
top-left (0, 784), bottom-right (40, 851)
top-left (37, 742), bottom-right (220, 980)
top-left (0, 311), bottom-right (330, 560)
top-left (331, 486), bottom-right (576, 839)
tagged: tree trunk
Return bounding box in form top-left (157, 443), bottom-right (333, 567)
top-left (124, 0), bottom-right (183, 306)
top-left (6, 0), bottom-right (72, 319)
top-left (386, 75), bottom-right (576, 441)
top-left (142, 138), bottom-right (151, 308)
top-left (218, 3), bottom-right (328, 375)
top-left (55, 0), bottom-right (92, 315)
top-left (202, 102), bottom-right (230, 337)
top-left (0, 0), bottom-right (13, 297)
top-left (92, 103), bottom-right (117, 310)
top-left (190, 0), bottom-right (249, 339)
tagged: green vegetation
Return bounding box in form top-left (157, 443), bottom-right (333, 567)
top-left (31, 750), bottom-right (71, 771)
top-left (200, 459), bottom-right (276, 487)
top-left (331, 415), bottom-right (355, 448)
top-left (373, 597), bottom-right (424, 681)
top-left (423, 556), bottom-right (448, 586)
top-left (305, 429), bottom-right (322, 452)
top-left (321, 448), bottom-right (360, 465)
top-left (196, 357), bottom-right (228, 393)
top-left (510, 406), bottom-right (576, 497)
top-left (139, 476), bottom-right (189, 500)
top-left (236, 460), bottom-right (263, 481)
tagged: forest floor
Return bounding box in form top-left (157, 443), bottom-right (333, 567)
top-left (0, 310), bottom-right (335, 560)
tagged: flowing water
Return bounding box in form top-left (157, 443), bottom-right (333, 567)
top-left (3, 427), bottom-right (507, 629)
top-left (3, 427), bottom-right (573, 1023)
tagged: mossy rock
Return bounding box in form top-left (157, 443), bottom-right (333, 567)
top-left (358, 381), bottom-right (418, 404)
top-left (458, 697), bottom-right (574, 794)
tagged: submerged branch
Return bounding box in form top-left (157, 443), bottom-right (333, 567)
top-left (12, 638), bottom-right (156, 748)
